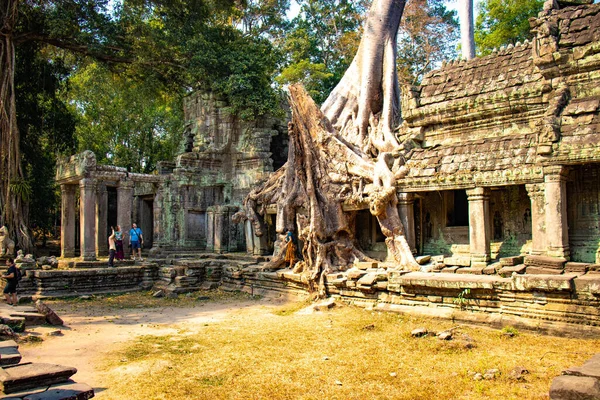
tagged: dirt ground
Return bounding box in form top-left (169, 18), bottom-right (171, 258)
top-left (8, 296), bottom-right (286, 398)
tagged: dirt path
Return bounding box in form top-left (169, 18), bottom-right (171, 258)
top-left (9, 298), bottom-right (285, 398)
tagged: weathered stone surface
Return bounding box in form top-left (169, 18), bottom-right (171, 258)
top-left (347, 269), bottom-right (367, 280)
top-left (411, 328), bottom-right (428, 337)
top-left (35, 301), bottom-right (64, 326)
top-left (416, 256), bottom-right (431, 265)
top-left (24, 381), bottom-right (95, 400)
top-left (564, 354), bottom-right (600, 379)
top-left (512, 274), bottom-right (576, 292)
top-left (574, 276), bottom-right (600, 294)
top-left (524, 256), bottom-right (566, 269)
top-left (7, 313), bottom-right (46, 327)
top-left (565, 262), bottom-right (589, 273)
top-left (500, 256), bottom-right (524, 266)
top-left (0, 340), bottom-right (21, 366)
top-left (526, 267), bottom-right (565, 275)
top-left (0, 363), bottom-right (77, 394)
top-left (549, 375), bottom-right (600, 400)
top-left (498, 265), bottom-right (527, 277)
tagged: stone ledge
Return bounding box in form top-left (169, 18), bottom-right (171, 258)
top-left (574, 275), bottom-right (600, 294)
top-left (387, 272), bottom-right (509, 290)
top-left (512, 274), bottom-right (577, 292)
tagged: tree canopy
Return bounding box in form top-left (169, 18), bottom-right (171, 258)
top-left (475, 0), bottom-right (544, 55)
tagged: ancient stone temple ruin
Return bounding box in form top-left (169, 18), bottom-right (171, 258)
top-left (43, 0), bottom-right (600, 332)
top-left (55, 90), bottom-right (288, 259)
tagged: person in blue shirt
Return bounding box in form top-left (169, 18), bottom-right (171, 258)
top-left (129, 223), bottom-right (144, 261)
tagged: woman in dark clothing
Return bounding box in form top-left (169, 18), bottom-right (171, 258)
top-left (3, 258), bottom-right (18, 306)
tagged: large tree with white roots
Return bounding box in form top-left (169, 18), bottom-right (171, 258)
top-left (238, 0), bottom-right (420, 297)
top-left (459, 0), bottom-right (475, 60)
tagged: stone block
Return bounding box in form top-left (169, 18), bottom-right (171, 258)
top-left (441, 266), bottom-right (460, 274)
top-left (8, 312), bottom-right (46, 327)
top-left (483, 263), bottom-right (501, 275)
top-left (549, 375), bottom-right (600, 400)
top-left (0, 363), bottom-right (77, 394)
top-left (524, 255), bottom-right (566, 269)
top-left (35, 301), bottom-right (64, 326)
top-left (512, 274), bottom-right (576, 292)
top-left (564, 354), bottom-right (600, 379)
top-left (24, 381), bottom-right (95, 400)
top-left (0, 340), bottom-right (21, 366)
top-left (565, 262), bottom-right (589, 273)
top-left (500, 256), bottom-right (524, 266)
top-left (444, 257), bottom-right (471, 267)
top-left (355, 262), bottom-right (378, 270)
top-left (456, 267), bottom-right (485, 275)
top-left (347, 269), bottom-right (367, 280)
top-left (574, 276), bottom-right (600, 294)
top-left (357, 273), bottom-right (378, 287)
top-left (331, 278), bottom-right (347, 288)
top-left (416, 256), bottom-right (431, 265)
top-left (498, 265), bottom-right (527, 277)
top-left (526, 267), bottom-right (564, 275)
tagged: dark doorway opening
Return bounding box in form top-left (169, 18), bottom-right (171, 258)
top-left (447, 190), bottom-right (469, 227)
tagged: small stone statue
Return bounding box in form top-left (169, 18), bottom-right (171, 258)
top-left (0, 226), bottom-right (15, 257)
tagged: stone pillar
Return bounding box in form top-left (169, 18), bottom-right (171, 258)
top-left (544, 166), bottom-right (570, 260)
top-left (60, 184), bottom-right (77, 258)
top-left (245, 220), bottom-right (254, 254)
top-left (206, 208), bottom-right (215, 252)
top-left (117, 179), bottom-right (134, 258)
top-left (213, 206), bottom-right (229, 253)
top-left (467, 187), bottom-right (491, 267)
top-left (526, 183), bottom-right (546, 256)
top-left (398, 193), bottom-right (416, 254)
top-left (95, 182), bottom-right (108, 257)
top-left (79, 178), bottom-right (97, 261)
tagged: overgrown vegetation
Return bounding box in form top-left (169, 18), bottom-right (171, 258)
top-left (95, 301), bottom-right (599, 400)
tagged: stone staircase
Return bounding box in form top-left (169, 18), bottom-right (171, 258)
top-left (0, 340), bottom-right (93, 399)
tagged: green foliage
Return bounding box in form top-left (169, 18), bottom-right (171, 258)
top-left (453, 288), bottom-right (471, 309)
top-left (475, 0), bottom-right (544, 55)
top-left (276, 0), bottom-right (366, 104)
top-left (15, 41), bottom-right (77, 238)
top-left (67, 62), bottom-right (183, 173)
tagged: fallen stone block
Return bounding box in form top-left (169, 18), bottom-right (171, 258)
top-left (313, 298), bottom-right (336, 311)
top-left (35, 301), bottom-right (64, 326)
top-left (411, 328), bottom-right (428, 338)
top-left (347, 269), bottom-right (367, 280)
top-left (498, 265), bottom-right (526, 277)
top-left (8, 312), bottom-right (46, 327)
top-left (564, 354), bottom-right (600, 379)
top-left (416, 255), bottom-right (431, 265)
top-left (22, 381), bottom-right (95, 400)
top-left (549, 375), bottom-right (600, 400)
top-left (0, 363), bottom-right (76, 394)
top-left (500, 256), bottom-right (524, 266)
top-left (357, 273), bottom-right (378, 287)
top-left (444, 257), bottom-right (471, 267)
top-left (355, 262), bottom-right (378, 270)
top-left (0, 340), bottom-right (21, 366)
top-left (483, 263), bottom-right (501, 275)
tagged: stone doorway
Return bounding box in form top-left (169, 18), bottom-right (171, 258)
top-left (139, 197), bottom-right (154, 249)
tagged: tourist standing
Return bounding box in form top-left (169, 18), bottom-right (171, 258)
top-left (108, 227), bottom-right (116, 267)
top-left (129, 223), bottom-right (144, 261)
top-left (114, 225), bottom-right (124, 261)
top-left (3, 258), bottom-right (18, 306)
top-left (284, 230), bottom-right (297, 269)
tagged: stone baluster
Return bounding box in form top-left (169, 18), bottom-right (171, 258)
top-left (398, 192), bottom-right (416, 254)
top-left (526, 183), bottom-right (546, 256)
top-left (95, 182), bottom-right (108, 257)
top-left (117, 179), bottom-right (134, 258)
top-left (544, 166), bottom-right (570, 260)
top-left (467, 187), bottom-right (491, 268)
top-left (79, 178), bottom-right (97, 261)
top-left (60, 184), bottom-right (77, 258)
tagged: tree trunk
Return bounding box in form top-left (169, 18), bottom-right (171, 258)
top-left (240, 0), bottom-right (420, 297)
top-left (1, 0), bottom-right (34, 252)
top-left (459, 0), bottom-right (475, 60)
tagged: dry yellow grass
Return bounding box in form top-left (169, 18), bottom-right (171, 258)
top-left (97, 297), bottom-right (600, 400)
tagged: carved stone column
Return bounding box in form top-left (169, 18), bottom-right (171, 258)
top-left (206, 208), bottom-right (215, 252)
top-left (117, 179), bottom-right (134, 258)
top-left (526, 183), bottom-right (546, 256)
top-left (245, 220), bottom-right (254, 254)
top-left (467, 187), bottom-right (491, 267)
top-left (79, 178), bottom-right (97, 261)
top-left (398, 193), bottom-right (416, 254)
top-left (95, 182), bottom-right (108, 257)
top-left (544, 166), bottom-right (570, 260)
top-left (60, 184), bottom-right (77, 258)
